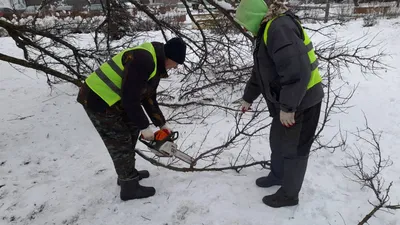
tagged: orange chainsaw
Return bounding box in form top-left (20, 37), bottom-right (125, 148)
top-left (139, 129), bottom-right (196, 166)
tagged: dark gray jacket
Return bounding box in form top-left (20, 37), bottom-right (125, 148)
top-left (242, 12), bottom-right (324, 117)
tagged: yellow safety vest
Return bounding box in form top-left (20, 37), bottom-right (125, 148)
top-left (85, 42), bottom-right (157, 106)
top-left (263, 15), bottom-right (322, 90)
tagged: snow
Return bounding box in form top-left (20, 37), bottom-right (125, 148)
top-left (0, 0), bottom-right (11, 8)
top-left (215, 0), bottom-right (234, 11)
top-left (1, 18), bottom-right (400, 225)
top-left (0, 0), bottom-right (26, 10)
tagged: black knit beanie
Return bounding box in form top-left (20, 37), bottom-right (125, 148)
top-left (164, 37), bottom-right (187, 64)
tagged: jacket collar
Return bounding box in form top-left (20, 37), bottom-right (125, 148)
top-left (151, 42), bottom-right (168, 78)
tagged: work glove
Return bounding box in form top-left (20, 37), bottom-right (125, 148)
top-left (240, 100), bottom-right (251, 113)
top-left (280, 110), bottom-right (295, 127)
top-left (140, 127), bottom-right (154, 141)
top-left (160, 123), bottom-right (173, 134)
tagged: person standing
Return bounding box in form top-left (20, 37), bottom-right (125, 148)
top-left (235, 0), bottom-right (324, 207)
top-left (77, 37), bottom-right (187, 201)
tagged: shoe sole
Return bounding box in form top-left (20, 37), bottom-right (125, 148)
top-left (263, 202), bottom-right (299, 208)
top-left (256, 183), bottom-right (282, 188)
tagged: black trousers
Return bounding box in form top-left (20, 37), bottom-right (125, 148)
top-left (269, 102), bottom-right (321, 197)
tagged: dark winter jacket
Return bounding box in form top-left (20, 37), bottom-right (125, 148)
top-left (242, 12), bottom-right (324, 116)
top-left (78, 42), bottom-right (168, 130)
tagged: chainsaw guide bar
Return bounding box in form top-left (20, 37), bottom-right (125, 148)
top-left (139, 131), bottom-right (196, 166)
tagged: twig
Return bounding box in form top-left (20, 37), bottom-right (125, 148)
top-left (7, 114), bottom-right (34, 121)
top-left (141, 215), bottom-right (151, 221)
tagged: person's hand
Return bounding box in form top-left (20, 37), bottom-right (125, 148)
top-left (160, 123), bottom-right (172, 134)
top-left (280, 110), bottom-right (295, 127)
top-left (240, 100), bottom-right (251, 113)
top-left (140, 127), bottom-right (154, 141)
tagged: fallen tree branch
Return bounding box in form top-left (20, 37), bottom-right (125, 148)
top-left (134, 148), bottom-right (270, 172)
top-left (0, 53), bottom-right (82, 87)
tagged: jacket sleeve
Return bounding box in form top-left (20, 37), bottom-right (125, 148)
top-left (242, 67), bottom-right (261, 103)
top-left (141, 92), bottom-right (166, 127)
top-left (267, 20), bottom-right (311, 112)
top-left (121, 50), bottom-right (154, 130)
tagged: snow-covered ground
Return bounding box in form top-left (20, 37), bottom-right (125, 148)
top-left (1, 18), bottom-right (400, 225)
top-left (0, 0), bottom-right (26, 10)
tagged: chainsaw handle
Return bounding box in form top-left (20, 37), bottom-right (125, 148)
top-left (139, 135), bottom-right (154, 148)
top-left (169, 131), bottom-right (179, 141)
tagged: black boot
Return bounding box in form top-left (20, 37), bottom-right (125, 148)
top-left (138, 170), bottom-right (150, 179)
top-left (119, 175), bottom-right (156, 201)
top-left (255, 172), bottom-right (282, 188)
top-left (262, 187), bottom-right (299, 208)
top-left (117, 170), bottom-right (150, 185)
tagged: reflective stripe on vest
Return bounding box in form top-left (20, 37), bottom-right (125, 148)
top-left (85, 42), bottom-right (157, 106)
top-left (263, 15), bottom-right (322, 90)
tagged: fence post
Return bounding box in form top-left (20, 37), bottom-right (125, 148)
top-left (324, 0), bottom-right (330, 23)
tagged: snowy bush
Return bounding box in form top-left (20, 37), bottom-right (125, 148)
top-left (0, 13), bottom-right (186, 38)
top-left (363, 14), bottom-right (378, 27)
top-left (5, 15), bottom-right (106, 36)
top-left (0, 27), bottom-right (7, 37)
top-left (0, 18), bottom-right (8, 37)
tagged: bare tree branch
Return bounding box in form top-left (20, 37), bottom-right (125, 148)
top-left (342, 113), bottom-right (399, 225)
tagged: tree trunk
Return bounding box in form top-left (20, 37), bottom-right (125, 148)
top-left (354, 0), bottom-right (359, 7)
top-left (324, 0), bottom-right (330, 23)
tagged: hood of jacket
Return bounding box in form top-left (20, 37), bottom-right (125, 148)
top-left (234, 0), bottom-right (269, 36)
top-left (261, 0), bottom-right (289, 23)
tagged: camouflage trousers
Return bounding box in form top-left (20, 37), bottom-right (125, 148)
top-left (83, 105), bottom-right (140, 180)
